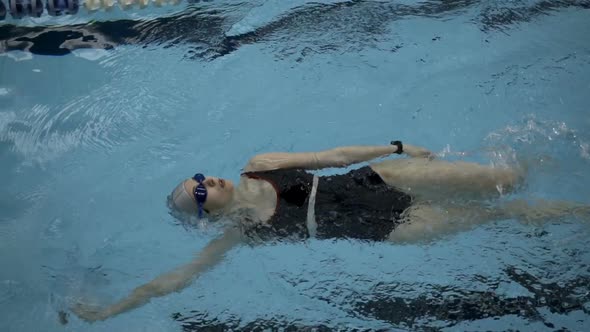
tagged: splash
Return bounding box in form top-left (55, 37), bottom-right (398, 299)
top-left (484, 114), bottom-right (589, 169)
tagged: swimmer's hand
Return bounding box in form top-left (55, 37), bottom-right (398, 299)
top-left (71, 302), bottom-right (109, 323)
top-left (403, 144), bottom-right (436, 159)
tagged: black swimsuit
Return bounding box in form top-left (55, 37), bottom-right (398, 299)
top-left (242, 166), bottom-right (412, 242)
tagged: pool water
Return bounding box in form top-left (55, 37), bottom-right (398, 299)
top-left (1, 1), bottom-right (589, 331)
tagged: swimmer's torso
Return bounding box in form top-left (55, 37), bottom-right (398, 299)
top-left (237, 166), bottom-right (412, 241)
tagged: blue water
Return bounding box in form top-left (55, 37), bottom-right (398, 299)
top-left (1, 1), bottom-right (590, 331)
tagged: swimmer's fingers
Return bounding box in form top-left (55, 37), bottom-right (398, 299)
top-left (57, 310), bottom-right (69, 325)
top-left (70, 302), bottom-right (108, 323)
top-left (403, 144), bottom-right (435, 159)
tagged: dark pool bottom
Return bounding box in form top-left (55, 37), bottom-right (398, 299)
top-left (171, 266), bottom-right (589, 331)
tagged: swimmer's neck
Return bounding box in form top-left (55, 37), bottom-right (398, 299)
top-left (215, 178), bottom-right (275, 221)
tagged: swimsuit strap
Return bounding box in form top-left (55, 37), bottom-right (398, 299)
top-left (306, 175), bottom-right (319, 238)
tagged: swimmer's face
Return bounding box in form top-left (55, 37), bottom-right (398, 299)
top-left (184, 176), bottom-right (235, 212)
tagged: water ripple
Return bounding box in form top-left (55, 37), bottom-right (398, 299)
top-left (0, 60), bottom-right (189, 164)
top-left (1, 0), bottom-right (587, 60)
top-left (173, 263), bottom-right (590, 330)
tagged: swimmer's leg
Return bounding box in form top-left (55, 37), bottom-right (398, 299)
top-left (387, 202), bottom-right (497, 244)
top-left (371, 159), bottom-right (526, 199)
top-left (499, 199), bottom-right (590, 226)
top-left (387, 200), bottom-right (590, 244)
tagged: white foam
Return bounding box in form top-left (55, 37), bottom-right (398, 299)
top-left (0, 88), bottom-right (12, 96)
top-left (226, 0), bottom-right (350, 37)
top-left (71, 48), bottom-right (112, 61)
top-left (2, 51), bottom-right (34, 62)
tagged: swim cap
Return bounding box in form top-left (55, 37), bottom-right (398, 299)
top-left (169, 180), bottom-right (196, 213)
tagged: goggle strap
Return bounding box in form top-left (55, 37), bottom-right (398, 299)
top-left (193, 173), bottom-right (207, 218)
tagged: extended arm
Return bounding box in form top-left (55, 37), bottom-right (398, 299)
top-left (72, 227), bottom-right (242, 322)
top-left (244, 141), bottom-right (433, 172)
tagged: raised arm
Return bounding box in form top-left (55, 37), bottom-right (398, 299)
top-left (71, 227), bottom-right (242, 322)
top-left (243, 141), bottom-right (434, 172)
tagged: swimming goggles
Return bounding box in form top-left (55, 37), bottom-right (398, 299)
top-left (192, 173), bottom-right (208, 218)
